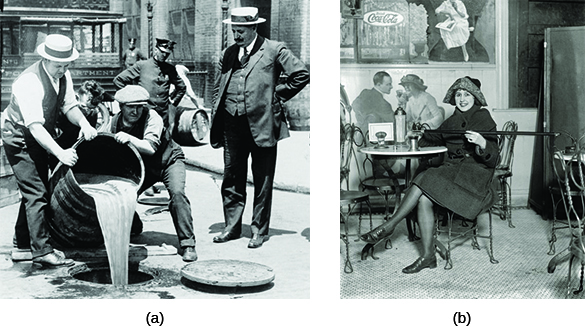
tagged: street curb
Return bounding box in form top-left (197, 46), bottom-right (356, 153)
top-left (184, 158), bottom-right (310, 195)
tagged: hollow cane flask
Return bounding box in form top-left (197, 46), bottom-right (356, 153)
top-left (394, 106), bottom-right (406, 145)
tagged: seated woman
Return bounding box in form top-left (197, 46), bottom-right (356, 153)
top-left (360, 76), bottom-right (499, 274)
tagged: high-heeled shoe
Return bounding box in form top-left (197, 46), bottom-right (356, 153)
top-left (360, 221), bottom-right (396, 243)
top-left (402, 255), bottom-right (437, 274)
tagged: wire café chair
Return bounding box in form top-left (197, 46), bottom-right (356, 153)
top-left (547, 139), bottom-right (585, 296)
top-left (340, 85), bottom-right (372, 274)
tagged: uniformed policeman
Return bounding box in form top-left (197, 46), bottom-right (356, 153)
top-left (114, 38), bottom-right (186, 129)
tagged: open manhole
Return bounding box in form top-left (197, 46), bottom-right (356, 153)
top-left (69, 265), bottom-right (154, 285)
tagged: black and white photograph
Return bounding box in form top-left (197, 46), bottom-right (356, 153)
top-left (0, 0), bottom-right (310, 314)
top-left (340, 0), bottom-right (585, 302)
top-left (1, 0), bottom-right (585, 328)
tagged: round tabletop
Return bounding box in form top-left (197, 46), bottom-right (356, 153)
top-left (181, 259), bottom-right (275, 287)
top-left (360, 145), bottom-right (448, 157)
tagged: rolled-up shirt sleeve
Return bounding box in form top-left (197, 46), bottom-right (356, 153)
top-left (143, 109), bottom-right (163, 152)
top-left (61, 71), bottom-right (79, 115)
top-left (12, 73), bottom-right (45, 127)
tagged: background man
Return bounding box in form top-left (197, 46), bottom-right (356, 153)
top-left (351, 71), bottom-right (395, 139)
top-left (2, 34), bottom-right (97, 267)
top-left (351, 71), bottom-right (397, 178)
top-left (114, 38), bottom-right (186, 130)
top-left (121, 38), bottom-right (146, 69)
top-left (210, 7), bottom-right (310, 248)
top-left (109, 85), bottom-right (197, 262)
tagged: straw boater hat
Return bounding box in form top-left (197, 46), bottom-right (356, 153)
top-left (37, 34), bottom-right (79, 62)
top-left (115, 85), bottom-right (150, 106)
top-left (223, 7), bottom-right (266, 25)
top-left (399, 74), bottom-right (428, 91)
top-left (443, 76), bottom-right (488, 107)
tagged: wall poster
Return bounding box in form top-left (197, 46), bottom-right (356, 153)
top-left (340, 0), bottom-right (495, 64)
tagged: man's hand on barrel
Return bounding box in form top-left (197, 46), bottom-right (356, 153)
top-left (79, 123), bottom-right (98, 141)
top-left (114, 132), bottom-right (134, 145)
top-left (57, 148), bottom-right (79, 167)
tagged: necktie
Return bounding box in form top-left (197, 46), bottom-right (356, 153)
top-left (241, 48), bottom-right (249, 66)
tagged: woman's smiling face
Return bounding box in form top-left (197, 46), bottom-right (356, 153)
top-left (455, 89), bottom-right (475, 111)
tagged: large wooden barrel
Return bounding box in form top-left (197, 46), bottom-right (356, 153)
top-left (172, 107), bottom-right (210, 146)
top-left (48, 133), bottom-right (144, 248)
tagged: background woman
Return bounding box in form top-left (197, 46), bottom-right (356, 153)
top-left (360, 76), bottom-right (499, 274)
top-left (400, 74), bottom-right (444, 132)
top-left (398, 74), bottom-right (445, 179)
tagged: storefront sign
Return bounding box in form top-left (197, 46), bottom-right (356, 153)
top-left (363, 11), bottom-right (403, 27)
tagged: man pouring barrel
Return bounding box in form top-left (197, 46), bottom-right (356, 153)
top-left (108, 85), bottom-right (198, 262)
top-left (2, 34), bottom-right (97, 267)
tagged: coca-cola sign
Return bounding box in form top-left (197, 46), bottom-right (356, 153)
top-left (363, 11), bottom-right (404, 26)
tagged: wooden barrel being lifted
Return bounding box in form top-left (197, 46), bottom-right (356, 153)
top-left (48, 133), bottom-right (144, 248)
top-left (172, 107), bottom-right (210, 146)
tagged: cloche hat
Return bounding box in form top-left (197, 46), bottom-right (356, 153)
top-left (37, 34), bottom-right (79, 62)
top-left (443, 76), bottom-right (487, 107)
top-left (115, 85), bottom-right (150, 106)
top-left (223, 7), bottom-right (266, 25)
top-left (399, 74), bottom-right (428, 91)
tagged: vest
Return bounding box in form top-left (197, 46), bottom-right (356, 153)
top-left (111, 109), bottom-right (183, 176)
top-left (2, 61), bottom-right (66, 145)
top-left (224, 58), bottom-right (248, 116)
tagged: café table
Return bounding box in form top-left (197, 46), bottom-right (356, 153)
top-left (359, 145), bottom-right (448, 245)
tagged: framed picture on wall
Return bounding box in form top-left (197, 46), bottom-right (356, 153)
top-left (368, 123), bottom-right (394, 143)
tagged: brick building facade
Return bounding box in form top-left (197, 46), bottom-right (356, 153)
top-left (123, 0), bottom-right (310, 127)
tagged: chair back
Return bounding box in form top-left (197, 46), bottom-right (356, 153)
top-left (564, 145), bottom-right (585, 258)
top-left (340, 84), bottom-right (365, 190)
top-left (497, 120), bottom-right (518, 172)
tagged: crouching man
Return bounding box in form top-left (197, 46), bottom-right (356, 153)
top-left (109, 85), bottom-right (197, 262)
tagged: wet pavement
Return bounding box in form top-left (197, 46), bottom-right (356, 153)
top-left (0, 131), bottom-right (310, 299)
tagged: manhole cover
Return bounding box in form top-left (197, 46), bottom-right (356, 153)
top-left (181, 259), bottom-right (275, 287)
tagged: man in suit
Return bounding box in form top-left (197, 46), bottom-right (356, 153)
top-left (351, 71), bottom-right (395, 138)
top-left (211, 7), bottom-right (309, 248)
top-left (351, 71), bottom-right (397, 178)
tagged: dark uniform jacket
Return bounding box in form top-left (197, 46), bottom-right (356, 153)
top-left (114, 58), bottom-right (186, 123)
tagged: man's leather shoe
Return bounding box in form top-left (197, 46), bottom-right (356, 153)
top-left (213, 231), bottom-right (239, 243)
top-left (402, 255), bottom-right (437, 274)
top-left (182, 246), bottom-right (198, 262)
top-left (33, 251), bottom-right (75, 267)
top-left (248, 234), bottom-right (267, 248)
